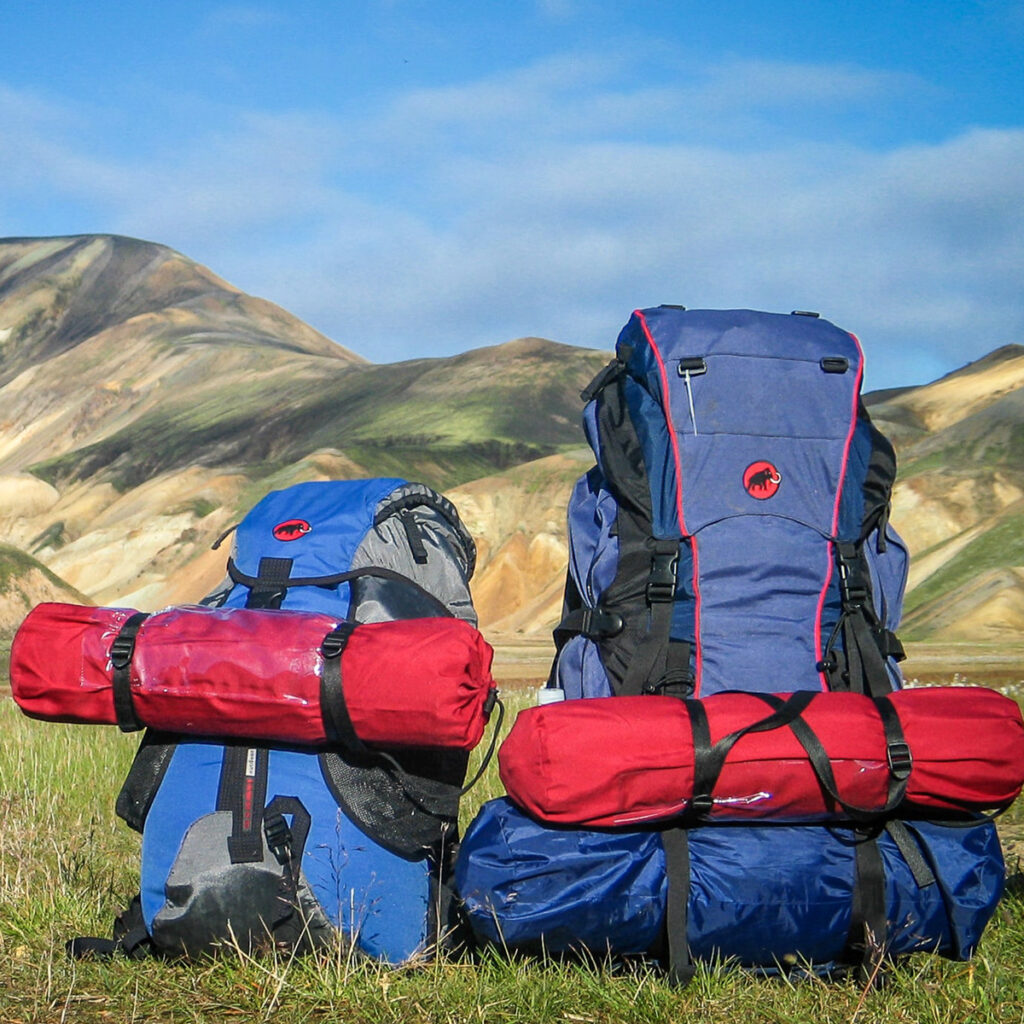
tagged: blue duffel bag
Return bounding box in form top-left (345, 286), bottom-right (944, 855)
top-left (456, 798), bottom-right (1005, 977)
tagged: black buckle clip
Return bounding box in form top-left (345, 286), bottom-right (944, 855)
top-left (321, 628), bottom-right (351, 659)
top-left (887, 741), bottom-right (913, 781)
top-left (581, 606), bottom-right (624, 638)
top-left (264, 813), bottom-right (293, 864)
top-left (483, 687), bottom-right (499, 716)
top-left (110, 633), bottom-right (137, 671)
top-left (837, 551), bottom-right (868, 609)
top-left (646, 551), bottom-right (678, 603)
top-left (689, 793), bottom-right (714, 818)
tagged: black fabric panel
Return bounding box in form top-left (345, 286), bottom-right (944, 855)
top-left (218, 746), bottom-right (269, 865)
top-left (318, 746), bottom-right (466, 861)
top-left (115, 730), bottom-right (179, 833)
top-left (110, 612), bottom-right (149, 732)
top-left (347, 573), bottom-right (451, 622)
top-left (858, 401), bottom-right (898, 538)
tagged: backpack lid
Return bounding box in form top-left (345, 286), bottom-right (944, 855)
top-left (231, 478), bottom-right (408, 582)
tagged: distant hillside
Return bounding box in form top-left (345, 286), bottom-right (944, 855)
top-left (870, 344), bottom-right (1024, 640)
top-left (3, 233), bottom-right (1023, 644)
top-left (0, 235), bottom-right (607, 618)
top-left (0, 544), bottom-right (89, 664)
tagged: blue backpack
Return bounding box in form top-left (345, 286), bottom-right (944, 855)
top-left (457, 308), bottom-right (1005, 981)
top-left (106, 478), bottom-right (478, 962)
top-left (551, 306), bottom-right (909, 700)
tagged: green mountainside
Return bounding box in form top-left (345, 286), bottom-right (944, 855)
top-left (3, 232), bottom-right (1023, 641)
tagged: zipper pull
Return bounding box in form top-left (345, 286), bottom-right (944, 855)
top-left (677, 357), bottom-right (706, 436)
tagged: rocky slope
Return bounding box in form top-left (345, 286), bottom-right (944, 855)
top-left (867, 345), bottom-right (1024, 640)
top-left (0, 235), bottom-right (606, 626)
top-left (3, 232), bottom-right (1023, 649)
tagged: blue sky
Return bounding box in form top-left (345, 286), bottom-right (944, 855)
top-left (2, 1), bottom-right (1022, 389)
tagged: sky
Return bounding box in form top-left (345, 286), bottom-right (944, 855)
top-left (1, 1), bottom-right (1022, 390)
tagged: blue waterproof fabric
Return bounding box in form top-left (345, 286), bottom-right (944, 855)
top-left (223, 478), bottom-right (405, 614)
top-left (617, 309), bottom-right (863, 696)
top-left (456, 800), bottom-right (1005, 967)
top-left (141, 742), bottom-right (430, 961)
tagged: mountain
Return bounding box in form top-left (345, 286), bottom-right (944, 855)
top-left (870, 345), bottom-right (1024, 640)
top-left (3, 232), bottom-right (1023, 652)
top-left (0, 235), bottom-right (607, 622)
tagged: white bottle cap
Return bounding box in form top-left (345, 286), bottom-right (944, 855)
top-left (537, 686), bottom-right (566, 705)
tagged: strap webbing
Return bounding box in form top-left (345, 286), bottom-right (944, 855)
top-left (110, 612), bottom-right (149, 733)
top-left (244, 556), bottom-right (293, 609)
top-left (843, 829), bottom-right (887, 980)
top-left (661, 826), bottom-right (696, 987)
top-left (683, 690), bottom-right (913, 821)
top-left (263, 795), bottom-right (312, 927)
top-left (218, 746), bottom-right (270, 864)
top-left (319, 623), bottom-right (366, 754)
top-left (619, 539), bottom-right (680, 697)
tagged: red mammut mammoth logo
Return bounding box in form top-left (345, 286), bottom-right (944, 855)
top-left (744, 461), bottom-right (781, 500)
top-left (273, 518), bottom-right (312, 541)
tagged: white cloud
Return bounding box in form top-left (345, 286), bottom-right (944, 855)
top-left (0, 56), bottom-right (1020, 389)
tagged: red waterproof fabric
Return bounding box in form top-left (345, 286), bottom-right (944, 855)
top-left (11, 602), bottom-right (495, 750)
top-left (499, 688), bottom-right (1024, 826)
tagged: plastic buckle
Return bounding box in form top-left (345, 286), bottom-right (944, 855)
top-left (646, 551), bottom-right (678, 603)
top-left (264, 813), bottom-right (293, 864)
top-left (483, 687), bottom-right (499, 716)
top-left (321, 629), bottom-right (348, 659)
top-left (689, 793), bottom-right (714, 817)
top-left (887, 741), bottom-right (913, 781)
top-left (110, 634), bottom-right (137, 670)
top-left (837, 552), bottom-right (868, 609)
top-left (581, 606), bottom-right (624, 638)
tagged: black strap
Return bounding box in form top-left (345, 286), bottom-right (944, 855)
top-left (884, 820), bottom-right (936, 889)
top-left (263, 795), bottom-right (313, 927)
top-left (244, 556), bottom-right (293, 609)
top-left (580, 357), bottom-right (625, 402)
top-left (552, 606), bottom-right (624, 644)
top-left (399, 509), bottom-right (429, 564)
top-left (319, 623), bottom-right (367, 755)
top-left (829, 542), bottom-right (897, 698)
top-left (843, 828), bottom-right (887, 980)
top-left (218, 746), bottom-right (270, 864)
top-left (684, 690), bottom-right (913, 821)
top-left (67, 895), bottom-right (153, 961)
top-left (109, 612), bottom-right (149, 733)
top-left (684, 690), bottom-right (818, 818)
top-left (661, 827), bottom-right (695, 987)
top-left (619, 539), bottom-right (680, 697)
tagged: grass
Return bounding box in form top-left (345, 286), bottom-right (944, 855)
top-left (2, 689), bottom-right (1024, 1023)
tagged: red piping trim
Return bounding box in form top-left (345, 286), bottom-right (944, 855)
top-left (634, 310), bottom-right (703, 692)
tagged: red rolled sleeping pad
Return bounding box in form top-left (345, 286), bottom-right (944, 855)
top-left (499, 688), bottom-right (1024, 826)
top-left (10, 602), bottom-right (496, 750)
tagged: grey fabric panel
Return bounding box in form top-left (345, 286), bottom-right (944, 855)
top-left (352, 484), bottom-right (477, 625)
top-left (151, 811), bottom-right (332, 956)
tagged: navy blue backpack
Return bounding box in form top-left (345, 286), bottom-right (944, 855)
top-left (551, 306), bottom-right (909, 700)
top-left (108, 478), bottom-right (478, 962)
top-left (456, 308), bottom-right (1006, 981)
